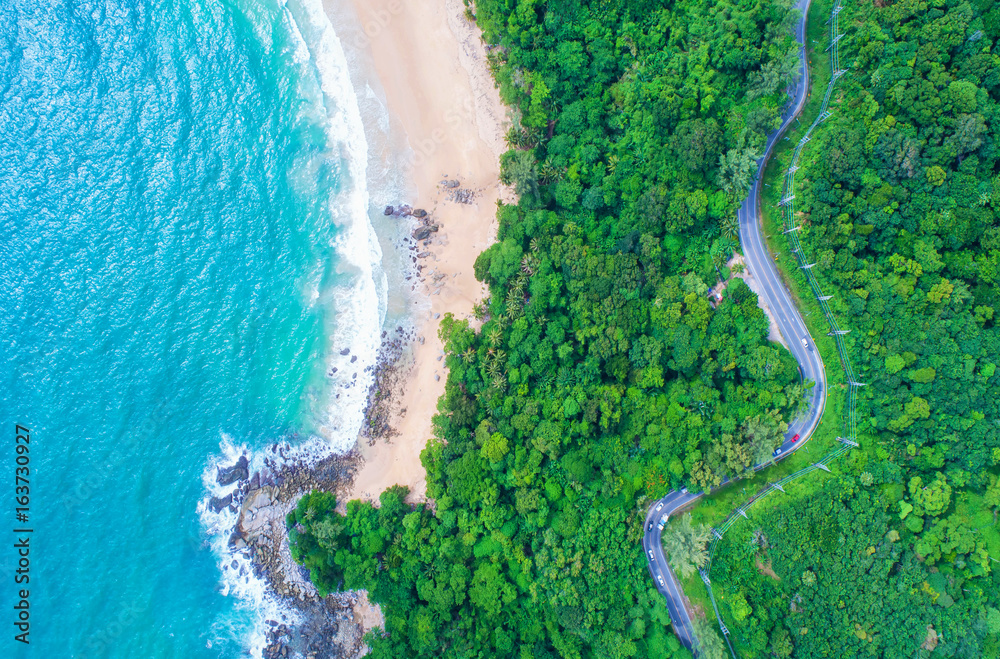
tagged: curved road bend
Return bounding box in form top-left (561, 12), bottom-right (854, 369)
top-left (644, 0), bottom-right (828, 650)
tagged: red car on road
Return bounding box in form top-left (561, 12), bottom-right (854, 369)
top-left (791, 434), bottom-right (800, 442)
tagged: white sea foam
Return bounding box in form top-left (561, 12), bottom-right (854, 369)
top-left (282, 0), bottom-right (387, 453)
top-left (198, 436), bottom-right (303, 659)
top-left (199, 0), bottom-right (397, 655)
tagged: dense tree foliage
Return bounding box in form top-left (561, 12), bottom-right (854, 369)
top-left (797, 0), bottom-right (1000, 478)
top-left (710, 477), bottom-right (1000, 658)
top-left (714, 0), bottom-right (1000, 655)
top-left (290, 0), bottom-right (817, 655)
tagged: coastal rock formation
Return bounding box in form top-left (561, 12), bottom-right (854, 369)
top-left (217, 455), bottom-right (249, 485)
top-left (361, 325), bottom-right (413, 444)
top-left (215, 441), bottom-right (383, 659)
top-left (209, 493), bottom-right (233, 513)
top-left (227, 529), bottom-right (246, 550)
top-left (411, 224), bottom-right (439, 241)
top-left (209, 247), bottom-right (420, 658)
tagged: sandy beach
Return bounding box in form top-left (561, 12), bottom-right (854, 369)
top-left (332, 0), bottom-right (507, 503)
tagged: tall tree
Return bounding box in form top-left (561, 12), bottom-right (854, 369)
top-left (662, 513), bottom-right (712, 578)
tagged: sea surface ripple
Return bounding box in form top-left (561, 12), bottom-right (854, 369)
top-left (0, 0), bottom-right (382, 656)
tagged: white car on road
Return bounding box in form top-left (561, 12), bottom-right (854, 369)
top-left (657, 575), bottom-right (665, 586)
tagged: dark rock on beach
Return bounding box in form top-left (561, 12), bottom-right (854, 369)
top-left (412, 224), bottom-right (439, 241)
top-left (383, 205), bottom-right (393, 215)
top-left (360, 325), bottom-right (411, 445)
top-left (451, 188), bottom-right (474, 204)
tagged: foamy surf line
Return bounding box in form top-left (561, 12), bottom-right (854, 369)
top-left (198, 438), bottom-right (306, 657)
top-left (283, 0), bottom-right (386, 452)
top-left (198, 0), bottom-right (392, 655)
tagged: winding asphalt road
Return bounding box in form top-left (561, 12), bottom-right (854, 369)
top-left (643, 0), bottom-right (827, 651)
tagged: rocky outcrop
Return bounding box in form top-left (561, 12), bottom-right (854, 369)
top-left (217, 455), bottom-right (249, 485)
top-left (412, 224), bottom-right (439, 241)
top-left (449, 187), bottom-right (474, 204)
top-left (209, 493), bottom-right (233, 513)
top-left (361, 325), bottom-right (413, 445)
top-left (226, 448), bottom-right (373, 659)
top-left (260, 595), bottom-right (372, 659)
top-left (210, 316), bottom-right (409, 658)
top-left (227, 529), bottom-right (246, 551)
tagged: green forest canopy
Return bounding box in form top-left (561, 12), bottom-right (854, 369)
top-left (709, 0), bottom-right (1000, 657)
top-left (289, 0), bottom-right (1000, 657)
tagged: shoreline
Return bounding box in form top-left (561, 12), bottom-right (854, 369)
top-left (208, 444), bottom-right (370, 659)
top-left (334, 0), bottom-right (506, 505)
top-left (203, 2), bottom-right (508, 656)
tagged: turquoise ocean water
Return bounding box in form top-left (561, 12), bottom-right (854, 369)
top-left (0, 0), bottom-right (395, 656)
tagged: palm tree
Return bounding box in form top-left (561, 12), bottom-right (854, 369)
top-left (721, 215), bottom-right (739, 239)
top-left (473, 301), bottom-right (487, 321)
top-left (506, 297), bottom-right (523, 320)
top-left (719, 237), bottom-right (738, 255)
top-left (718, 147), bottom-right (757, 200)
top-left (500, 149), bottom-right (539, 197)
top-left (538, 159), bottom-right (564, 184)
top-left (711, 244), bottom-right (728, 271)
top-left (520, 255), bottom-right (537, 275)
top-left (661, 513), bottom-right (712, 578)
